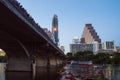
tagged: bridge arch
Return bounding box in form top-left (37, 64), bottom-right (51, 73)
top-left (0, 0), bottom-right (65, 72)
top-left (0, 30), bottom-right (30, 58)
top-left (0, 31), bottom-right (32, 71)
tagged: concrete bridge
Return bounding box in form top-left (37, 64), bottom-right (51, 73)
top-left (0, 0), bottom-right (65, 72)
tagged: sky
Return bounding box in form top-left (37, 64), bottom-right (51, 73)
top-left (18, 0), bottom-right (120, 54)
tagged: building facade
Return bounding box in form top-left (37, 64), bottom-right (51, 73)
top-left (97, 41), bottom-right (116, 53)
top-left (72, 36), bottom-right (79, 44)
top-left (70, 42), bottom-right (99, 55)
top-left (70, 24), bottom-right (116, 55)
top-left (52, 15), bottom-right (59, 46)
top-left (116, 46), bottom-right (120, 53)
top-left (81, 24), bottom-right (101, 43)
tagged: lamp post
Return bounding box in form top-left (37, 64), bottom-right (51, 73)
top-left (0, 52), bottom-right (6, 57)
top-left (0, 49), bottom-right (6, 62)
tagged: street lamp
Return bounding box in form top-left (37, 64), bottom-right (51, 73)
top-left (0, 49), bottom-right (6, 57)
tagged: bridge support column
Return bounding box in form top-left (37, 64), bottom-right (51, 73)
top-left (36, 56), bottom-right (47, 67)
top-left (7, 58), bottom-right (32, 71)
top-left (49, 56), bottom-right (57, 68)
top-left (56, 58), bottom-right (63, 67)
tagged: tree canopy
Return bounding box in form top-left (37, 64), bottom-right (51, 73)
top-left (66, 51), bottom-right (120, 64)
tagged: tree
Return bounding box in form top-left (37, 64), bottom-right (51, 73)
top-left (73, 51), bottom-right (83, 61)
top-left (93, 53), bottom-right (110, 64)
top-left (72, 51), bottom-right (94, 61)
top-left (66, 52), bottom-right (73, 61)
top-left (84, 51), bottom-right (94, 61)
top-left (111, 52), bottom-right (120, 64)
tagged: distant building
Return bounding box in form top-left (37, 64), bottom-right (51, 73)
top-left (52, 14), bottom-right (59, 46)
top-left (60, 46), bottom-right (65, 53)
top-left (70, 42), bottom-right (99, 55)
top-left (72, 36), bottom-right (79, 44)
top-left (70, 43), bottom-right (80, 55)
top-left (43, 28), bottom-right (54, 41)
top-left (70, 24), bottom-right (102, 55)
top-left (116, 46), bottom-right (120, 53)
top-left (102, 41), bottom-right (116, 51)
top-left (81, 24), bottom-right (101, 43)
top-left (97, 41), bottom-right (116, 54)
top-left (70, 41), bottom-right (116, 55)
top-left (70, 24), bottom-right (116, 55)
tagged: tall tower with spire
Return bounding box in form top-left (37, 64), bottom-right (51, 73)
top-left (52, 14), bottom-right (59, 46)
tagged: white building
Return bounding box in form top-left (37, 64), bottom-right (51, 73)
top-left (70, 41), bottom-right (116, 55)
top-left (97, 41), bottom-right (116, 53)
top-left (70, 24), bottom-right (116, 55)
top-left (116, 46), bottom-right (120, 53)
top-left (102, 41), bottom-right (116, 51)
top-left (72, 36), bottom-right (79, 44)
top-left (70, 42), bottom-right (99, 55)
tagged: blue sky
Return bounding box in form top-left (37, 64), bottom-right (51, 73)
top-left (18, 0), bottom-right (120, 53)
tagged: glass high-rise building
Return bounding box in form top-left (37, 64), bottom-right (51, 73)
top-left (52, 15), bottom-right (59, 46)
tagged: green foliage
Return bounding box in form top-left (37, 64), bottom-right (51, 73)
top-left (93, 53), bottom-right (111, 64)
top-left (69, 51), bottom-right (120, 64)
top-left (0, 55), bottom-right (7, 62)
top-left (92, 78), bottom-right (108, 80)
top-left (110, 52), bottom-right (120, 64)
top-left (66, 52), bottom-right (73, 61)
top-left (72, 51), bottom-right (94, 61)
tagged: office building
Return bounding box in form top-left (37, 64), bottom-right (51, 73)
top-left (97, 41), bottom-right (116, 53)
top-left (52, 15), bottom-right (59, 46)
top-left (116, 46), bottom-right (120, 53)
top-left (72, 36), bottom-right (79, 44)
top-left (70, 42), bottom-right (98, 55)
top-left (70, 24), bottom-right (116, 55)
top-left (81, 24), bottom-right (101, 43)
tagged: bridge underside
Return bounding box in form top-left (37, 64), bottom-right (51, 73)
top-left (0, 0), bottom-right (65, 72)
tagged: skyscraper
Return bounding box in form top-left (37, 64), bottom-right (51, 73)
top-left (81, 24), bottom-right (101, 43)
top-left (52, 15), bottom-right (59, 46)
top-left (70, 24), bottom-right (102, 55)
top-left (70, 24), bottom-right (116, 55)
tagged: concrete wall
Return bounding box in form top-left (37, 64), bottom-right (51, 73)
top-left (7, 58), bottom-right (32, 71)
top-left (36, 56), bottom-right (47, 67)
top-left (6, 55), bottom-right (64, 72)
top-left (35, 55), bottom-right (63, 68)
top-left (50, 56), bottom-right (56, 66)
